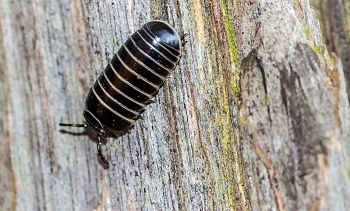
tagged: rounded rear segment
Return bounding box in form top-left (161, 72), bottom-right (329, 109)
top-left (141, 20), bottom-right (182, 59)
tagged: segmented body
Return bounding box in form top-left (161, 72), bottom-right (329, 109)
top-left (83, 20), bottom-right (182, 134)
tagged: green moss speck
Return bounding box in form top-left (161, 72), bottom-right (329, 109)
top-left (216, 110), bottom-right (237, 209)
top-left (222, 0), bottom-right (238, 66)
top-left (240, 112), bottom-right (247, 125)
top-left (329, 57), bottom-right (335, 68)
top-left (265, 94), bottom-right (269, 106)
top-left (313, 46), bottom-right (321, 54)
top-left (231, 77), bottom-right (240, 98)
top-left (305, 29), bottom-right (310, 40)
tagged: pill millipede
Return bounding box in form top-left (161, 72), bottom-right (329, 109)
top-left (59, 20), bottom-right (185, 167)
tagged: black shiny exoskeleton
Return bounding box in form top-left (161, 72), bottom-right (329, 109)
top-left (60, 20), bottom-right (183, 167)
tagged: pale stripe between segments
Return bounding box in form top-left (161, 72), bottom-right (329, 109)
top-left (96, 77), bottom-right (139, 116)
top-left (135, 31), bottom-right (176, 65)
top-left (102, 68), bottom-right (146, 108)
top-left (91, 84), bottom-right (135, 123)
top-left (122, 42), bottom-right (165, 81)
top-left (109, 61), bottom-right (153, 99)
top-left (129, 36), bottom-right (172, 74)
top-left (114, 52), bottom-right (159, 90)
top-left (141, 27), bottom-right (181, 59)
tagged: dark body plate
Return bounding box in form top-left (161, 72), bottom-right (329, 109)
top-left (84, 21), bottom-right (182, 133)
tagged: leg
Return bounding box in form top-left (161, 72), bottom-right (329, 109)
top-left (97, 136), bottom-right (109, 167)
top-left (181, 33), bottom-right (188, 46)
top-left (60, 122), bottom-right (110, 167)
top-left (59, 123), bottom-right (88, 128)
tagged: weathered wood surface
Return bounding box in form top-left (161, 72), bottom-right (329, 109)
top-left (1, 0), bottom-right (349, 210)
top-left (239, 0), bottom-right (350, 210)
top-left (311, 0), bottom-right (350, 103)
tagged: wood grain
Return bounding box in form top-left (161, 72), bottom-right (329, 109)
top-left (1, 0), bottom-right (349, 210)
